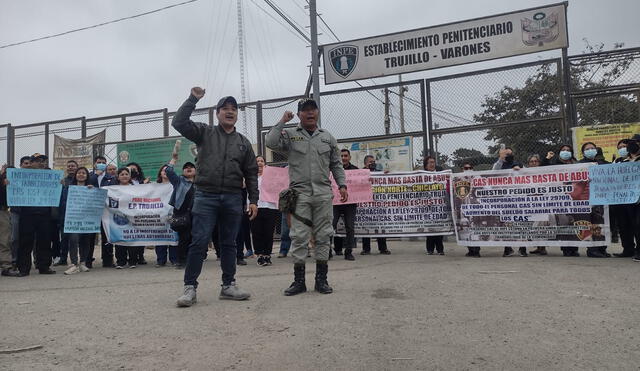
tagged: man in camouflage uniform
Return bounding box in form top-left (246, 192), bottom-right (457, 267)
top-left (266, 98), bottom-right (348, 295)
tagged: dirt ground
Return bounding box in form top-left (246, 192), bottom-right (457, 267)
top-left (1, 240), bottom-right (639, 371)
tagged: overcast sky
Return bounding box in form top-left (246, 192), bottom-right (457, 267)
top-left (1, 0), bottom-right (639, 163)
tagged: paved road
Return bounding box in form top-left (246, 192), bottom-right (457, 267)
top-left (1, 241), bottom-right (638, 370)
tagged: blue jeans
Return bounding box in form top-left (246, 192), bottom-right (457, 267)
top-left (155, 245), bottom-right (178, 265)
top-left (184, 191), bottom-right (242, 287)
top-left (279, 213), bottom-right (291, 255)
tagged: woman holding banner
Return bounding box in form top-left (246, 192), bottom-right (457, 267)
top-left (424, 156), bottom-right (445, 255)
top-left (525, 155), bottom-right (548, 256)
top-left (612, 139), bottom-right (637, 258)
top-left (61, 167), bottom-right (95, 275)
top-left (114, 168), bottom-right (141, 269)
top-left (126, 162), bottom-right (149, 265)
top-left (250, 156), bottom-right (278, 267)
top-left (552, 144), bottom-right (580, 257)
top-left (579, 142), bottom-right (610, 258)
top-left (154, 165), bottom-right (178, 267)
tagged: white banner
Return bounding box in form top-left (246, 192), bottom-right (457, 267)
top-left (102, 183), bottom-right (178, 246)
top-left (337, 170), bottom-right (454, 237)
top-left (322, 3), bottom-right (568, 84)
top-left (451, 164), bottom-right (610, 247)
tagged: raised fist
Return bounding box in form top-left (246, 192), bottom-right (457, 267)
top-left (546, 151), bottom-right (554, 160)
top-left (191, 87), bottom-right (206, 99)
top-left (280, 111), bottom-right (295, 124)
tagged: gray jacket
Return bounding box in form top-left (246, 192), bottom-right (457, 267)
top-left (172, 95), bottom-right (259, 204)
top-left (265, 121), bottom-right (346, 196)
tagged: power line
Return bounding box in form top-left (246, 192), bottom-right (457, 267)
top-left (0, 0), bottom-right (200, 49)
top-left (262, 0), bottom-right (310, 43)
top-left (248, 0), bottom-right (308, 45)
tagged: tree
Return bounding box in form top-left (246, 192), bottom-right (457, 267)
top-left (450, 148), bottom-right (495, 169)
top-left (472, 41), bottom-right (638, 162)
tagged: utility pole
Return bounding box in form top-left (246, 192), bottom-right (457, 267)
top-left (236, 0), bottom-right (249, 135)
top-left (398, 74), bottom-right (406, 133)
top-left (384, 87), bottom-right (390, 135)
top-left (309, 0), bottom-right (321, 126)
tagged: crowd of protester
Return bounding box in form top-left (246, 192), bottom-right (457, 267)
top-left (1, 133), bottom-right (639, 279)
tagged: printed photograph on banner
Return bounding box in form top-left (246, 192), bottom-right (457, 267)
top-left (336, 170), bottom-right (454, 237)
top-left (102, 183), bottom-right (178, 246)
top-left (339, 137), bottom-right (413, 172)
top-left (451, 164), bottom-right (610, 247)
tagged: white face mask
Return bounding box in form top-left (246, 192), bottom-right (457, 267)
top-left (559, 150), bottom-right (572, 160)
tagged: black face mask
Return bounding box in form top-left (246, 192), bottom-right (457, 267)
top-left (505, 155), bottom-right (514, 163)
top-left (368, 163), bottom-right (377, 171)
top-left (627, 141), bottom-right (640, 155)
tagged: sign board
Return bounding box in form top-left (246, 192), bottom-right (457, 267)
top-left (322, 3), bottom-right (568, 84)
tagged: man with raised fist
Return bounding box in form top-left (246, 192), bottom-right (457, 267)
top-left (266, 98), bottom-right (348, 296)
top-left (172, 87), bottom-right (258, 307)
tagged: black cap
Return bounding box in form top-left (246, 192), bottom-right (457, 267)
top-left (31, 152), bottom-right (48, 161)
top-left (182, 161), bottom-right (195, 170)
top-left (631, 133), bottom-right (640, 141)
top-left (297, 98), bottom-right (318, 112)
top-left (215, 96), bottom-right (238, 112)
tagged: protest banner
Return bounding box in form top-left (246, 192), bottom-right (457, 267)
top-left (260, 166), bottom-right (289, 204)
top-left (116, 137), bottom-right (197, 176)
top-left (588, 162), bottom-right (640, 205)
top-left (571, 122), bottom-right (640, 162)
top-left (64, 186), bottom-right (108, 233)
top-left (337, 170), bottom-right (454, 237)
top-left (338, 137), bottom-right (413, 172)
top-left (451, 164), bottom-right (610, 247)
top-left (6, 168), bottom-right (63, 207)
top-left (53, 131), bottom-right (106, 170)
top-left (260, 166), bottom-right (372, 205)
top-left (102, 183), bottom-right (178, 246)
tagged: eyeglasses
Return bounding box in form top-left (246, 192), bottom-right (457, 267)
top-left (528, 160), bottom-right (540, 163)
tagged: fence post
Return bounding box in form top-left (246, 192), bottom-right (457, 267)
top-left (163, 108), bottom-right (169, 137)
top-left (121, 116), bottom-right (127, 141)
top-left (256, 101), bottom-right (263, 156)
top-left (81, 116), bottom-right (87, 138)
top-left (424, 80), bottom-right (434, 157)
top-left (561, 48), bottom-right (574, 141)
top-left (208, 107), bottom-right (214, 126)
top-left (44, 124), bottom-right (50, 157)
top-left (7, 124), bottom-right (14, 166)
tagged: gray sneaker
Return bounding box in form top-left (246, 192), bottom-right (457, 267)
top-left (219, 282), bottom-right (251, 300)
top-left (176, 285), bottom-right (197, 307)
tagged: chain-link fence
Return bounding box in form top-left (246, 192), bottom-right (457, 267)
top-left (569, 47), bottom-right (640, 127)
top-left (4, 47), bottom-right (639, 174)
top-left (0, 124), bottom-right (8, 165)
top-left (427, 58), bottom-right (565, 171)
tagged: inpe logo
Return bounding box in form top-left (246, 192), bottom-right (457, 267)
top-left (521, 12), bottom-right (559, 47)
top-left (329, 45), bottom-right (358, 78)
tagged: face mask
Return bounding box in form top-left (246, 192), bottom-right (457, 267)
top-left (618, 147), bottom-right (628, 158)
top-left (96, 163), bottom-right (107, 171)
top-left (504, 155), bottom-right (514, 163)
top-left (559, 150), bottom-right (572, 160)
top-left (583, 149), bottom-right (597, 159)
top-left (368, 163), bottom-right (377, 171)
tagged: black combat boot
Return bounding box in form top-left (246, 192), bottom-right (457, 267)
top-left (314, 261), bottom-right (333, 294)
top-left (284, 264), bottom-right (306, 296)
